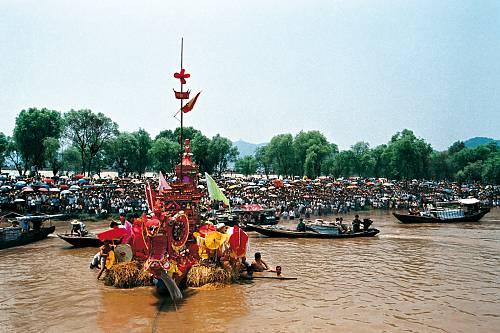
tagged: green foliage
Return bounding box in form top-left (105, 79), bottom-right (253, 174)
top-left (207, 134), bottom-right (239, 176)
top-left (0, 132), bottom-right (7, 171)
top-left (267, 134), bottom-right (295, 177)
top-left (149, 138), bottom-right (180, 173)
top-left (255, 145), bottom-right (273, 178)
top-left (108, 132), bottom-right (139, 175)
top-left (190, 132), bottom-right (211, 173)
top-left (64, 109), bottom-right (118, 175)
top-left (13, 108), bottom-right (63, 173)
top-left (43, 137), bottom-right (62, 176)
top-left (235, 156), bottom-right (258, 176)
top-left (132, 129), bottom-right (152, 175)
top-left (61, 146), bottom-right (82, 173)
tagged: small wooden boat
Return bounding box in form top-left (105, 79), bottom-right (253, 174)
top-left (248, 224), bottom-right (379, 239)
top-left (57, 233), bottom-right (102, 247)
top-left (1, 214), bottom-right (56, 250)
top-left (0, 225), bottom-right (55, 250)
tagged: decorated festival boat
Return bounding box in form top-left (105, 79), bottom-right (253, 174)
top-left (98, 40), bottom-right (250, 299)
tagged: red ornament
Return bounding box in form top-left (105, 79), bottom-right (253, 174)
top-left (174, 68), bottom-right (190, 84)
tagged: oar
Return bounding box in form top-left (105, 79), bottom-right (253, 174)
top-left (160, 269), bottom-right (183, 301)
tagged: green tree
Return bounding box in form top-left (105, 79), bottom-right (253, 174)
top-left (267, 134), bottom-right (295, 177)
top-left (13, 108), bottom-right (63, 173)
top-left (0, 132), bottom-right (7, 172)
top-left (384, 129), bottom-right (432, 179)
top-left (149, 138), bottom-right (180, 173)
top-left (108, 132), bottom-right (139, 176)
top-left (64, 110), bottom-right (118, 176)
top-left (190, 132), bottom-right (211, 173)
top-left (5, 136), bottom-right (27, 175)
top-left (293, 131), bottom-right (332, 176)
top-left (61, 146), bottom-right (82, 173)
top-left (255, 145), bottom-right (273, 178)
top-left (207, 134), bottom-right (239, 176)
top-left (235, 156), bottom-right (257, 176)
top-left (132, 129), bottom-right (152, 175)
top-left (482, 153), bottom-right (500, 184)
top-left (43, 137), bottom-right (62, 176)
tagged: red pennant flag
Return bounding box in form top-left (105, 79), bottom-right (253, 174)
top-left (181, 91), bottom-right (201, 113)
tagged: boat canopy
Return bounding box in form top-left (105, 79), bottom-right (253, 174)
top-left (458, 198), bottom-right (480, 205)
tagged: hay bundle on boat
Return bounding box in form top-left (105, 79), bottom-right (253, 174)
top-left (186, 263), bottom-right (238, 287)
top-left (104, 261), bottom-right (152, 288)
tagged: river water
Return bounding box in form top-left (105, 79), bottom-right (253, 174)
top-left (1, 209), bottom-right (499, 333)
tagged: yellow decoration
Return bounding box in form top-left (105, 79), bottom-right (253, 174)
top-left (105, 250), bottom-right (115, 269)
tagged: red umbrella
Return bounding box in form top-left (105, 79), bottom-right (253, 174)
top-left (74, 174), bottom-right (85, 180)
top-left (229, 225), bottom-right (249, 257)
top-left (59, 184), bottom-right (69, 190)
top-left (22, 187), bottom-right (34, 192)
top-left (38, 187), bottom-right (48, 192)
top-left (97, 227), bottom-right (128, 241)
top-left (43, 178), bottom-right (54, 184)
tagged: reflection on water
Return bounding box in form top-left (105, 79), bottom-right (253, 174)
top-left (1, 209), bottom-right (499, 332)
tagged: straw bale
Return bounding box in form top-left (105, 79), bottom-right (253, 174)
top-left (104, 261), bottom-right (153, 288)
top-left (186, 263), bottom-right (238, 287)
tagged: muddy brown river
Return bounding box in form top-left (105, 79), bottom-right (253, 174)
top-left (1, 209), bottom-right (499, 333)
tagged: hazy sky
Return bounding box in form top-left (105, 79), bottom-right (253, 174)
top-left (0, 0), bottom-right (498, 150)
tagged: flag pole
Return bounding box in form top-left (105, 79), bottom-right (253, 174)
top-left (179, 37), bottom-right (184, 184)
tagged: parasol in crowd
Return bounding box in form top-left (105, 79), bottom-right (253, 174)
top-left (69, 185), bottom-right (80, 191)
top-left (22, 187), bottom-right (34, 192)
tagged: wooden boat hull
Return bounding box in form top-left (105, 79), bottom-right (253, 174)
top-left (393, 208), bottom-right (490, 224)
top-left (0, 226), bottom-right (55, 250)
top-left (57, 233), bottom-right (102, 247)
top-left (248, 224), bottom-right (379, 238)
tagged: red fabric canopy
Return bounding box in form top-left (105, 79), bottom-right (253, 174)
top-left (240, 204), bottom-right (264, 212)
top-left (97, 227), bottom-right (127, 241)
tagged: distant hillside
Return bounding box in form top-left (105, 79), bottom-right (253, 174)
top-left (464, 137), bottom-right (500, 148)
top-left (233, 140), bottom-right (267, 157)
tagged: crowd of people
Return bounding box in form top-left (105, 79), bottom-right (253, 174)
top-left (1, 172), bottom-right (499, 218)
top-left (212, 176), bottom-right (499, 220)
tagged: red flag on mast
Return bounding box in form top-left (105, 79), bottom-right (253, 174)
top-left (181, 91), bottom-right (201, 113)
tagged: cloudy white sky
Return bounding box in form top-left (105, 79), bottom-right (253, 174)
top-left (0, 0), bottom-right (498, 150)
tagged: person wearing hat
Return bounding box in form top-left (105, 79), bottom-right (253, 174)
top-left (70, 220), bottom-right (87, 236)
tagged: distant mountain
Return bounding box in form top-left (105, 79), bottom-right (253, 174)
top-left (463, 137), bottom-right (500, 148)
top-left (233, 140), bottom-right (267, 157)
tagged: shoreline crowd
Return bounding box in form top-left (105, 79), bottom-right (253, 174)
top-left (1, 173), bottom-right (499, 218)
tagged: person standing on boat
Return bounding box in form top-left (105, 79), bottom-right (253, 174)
top-left (296, 218), bottom-right (306, 232)
top-left (352, 215), bottom-right (361, 232)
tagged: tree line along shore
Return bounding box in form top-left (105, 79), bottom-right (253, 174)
top-left (0, 108), bottom-right (498, 184)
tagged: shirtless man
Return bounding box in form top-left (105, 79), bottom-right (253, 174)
top-left (251, 252), bottom-right (269, 272)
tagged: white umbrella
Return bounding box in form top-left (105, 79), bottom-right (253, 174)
top-left (14, 198), bottom-right (25, 203)
top-left (60, 190), bottom-right (72, 195)
top-left (49, 188), bottom-right (61, 192)
top-left (69, 185), bottom-right (80, 190)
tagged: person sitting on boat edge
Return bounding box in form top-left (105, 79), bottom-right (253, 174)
top-left (251, 252), bottom-right (269, 272)
top-left (352, 215), bottom-right (361, 233)
top-left (296, 217), bottom-right (306, 232)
